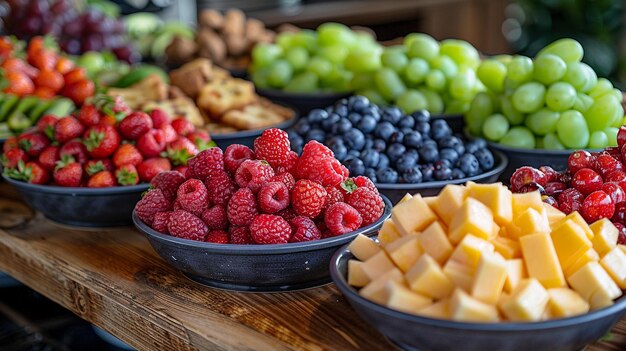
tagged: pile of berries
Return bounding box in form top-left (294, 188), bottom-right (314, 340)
top-left (510, 125), bottom-right (626, 244)
top-left (288, 96), bottom-right (495, 184)
top-left (2, 96), bottom-right (213, 187)
top-left (134, 128), bottom-right (386, 245)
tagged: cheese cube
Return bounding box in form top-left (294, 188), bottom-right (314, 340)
top-left (348, 234), bottom-right (381, 261)
top-left (359, 268), bottom-right (405, 304)
top-left (449, 198), bottom-right (494, 244)
top-left (504, 259), bottom-right (527, 293)
top-left (512, 207), bottom-right (550, 238)
top-left (554, 212), bottom-right (593, 240)
top-left (492, 236), bottom-right (521, 259)
top-left (361, 251), bottom-right (396, 280)
top-left (423, 196), bottom-right (438, 213)
top-left (547, 288), bottom-right (589, 318)
top-left (468, 182), bottom-right (513, 225)
top-left (567, 262), bottom-right (621, 304)
top-left (392, 195), bottom-right (437, 236)
top-left (385, 234), bottom-right (422, 272)
top-left (450, 289), bottom-right (500, 322)
top-left (550, 219), bottom-right (592, 270)
top-left (449, 234), bottom-right (495, 271)
top-left (348, 260), bottom-right (370, 287)
top-left (590, 290), bottom-right (616, 310)
top-left (398, 193), bottom-right (413, 204)
top-left (564, 249), bottom-right (599, 277)
top-left (498, 278), bottom-right (549, 322)
top-left (600, 247), bottom-right (626, 289)
top-left (543, 202), bottom-right (565, 226)
top-left (443, 259), bottom-right (474, 292)
top-left (620, 245), bottom-right (626, 255)
top-left (471, 252), bottom-right (508, 304)
top-left (433, 185), bottom-right (467, 224)
top-left (417, 298), bottom-right (450, 319)
top-left (512, 191), bottom-right (544, 216)
top-left (405, 254), bottom-right (454, 299)
top-left (385, 281), bottom-right (433, 314)
top-left (520, 233), bottom-right (566, 288)
top-left (378, 219), bottom-right (402, 248)
top-left (418, 221), bottom-right (453, 264)
top-left (590, 218), bottom-right (618, 257)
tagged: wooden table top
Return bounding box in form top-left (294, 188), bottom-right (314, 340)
top-left (0, 183), bottom-right (625, 351)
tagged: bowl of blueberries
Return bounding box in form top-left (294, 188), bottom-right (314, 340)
top-left (288, 96), bottom-right (508, 204)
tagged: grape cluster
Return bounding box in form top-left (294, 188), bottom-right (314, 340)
top-left (467, 38), bottom-right (624, 150)
top-left (3, 0), bottom-right (137, 63)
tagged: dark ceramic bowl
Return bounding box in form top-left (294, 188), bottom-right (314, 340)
top-left (376, 149), bottom-right (508, 204)
top-left (433, 114), bottom-right (463, 133)
top-left (133, 195), bottom-right (392, 292)
top-left (3, 175), bottom-right (148, 227)
top-left (330, 242), bottom-right (626, 351)
top-left (256, 88), bottom-right (352, 115)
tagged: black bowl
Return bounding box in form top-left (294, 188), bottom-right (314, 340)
top-left (3, 175), bottom-right (149, 227)
top-left (133, 195), bottom-right (392, 292)
top-left (330, 242), bottom-right (626, 351)
top-left (433, 114), bottom-right (464, 133)
top-left (376, 149), bottom-right (508, 204)
top-left (256, 88), bottom-right (352, 115)
top-left (210, 112), bottom-right (298, 150)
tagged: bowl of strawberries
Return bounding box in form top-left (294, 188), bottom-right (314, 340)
top-left (133, 128), bottom-right (392, 292)
top-left (1, 95), bottom-right (216, 227)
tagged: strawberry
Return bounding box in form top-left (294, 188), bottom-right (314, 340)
top-left (61, 80), bottom-right (95, 106)
top-left (166, 137), bottom-right (198, 166)
top-left (3, 136), bottom-right (18, 152)
top-left (187, 130), bottom-right (213, 151)
top-left (115, 164), bottom-right (140, 186)
top-left (34, 86), bottom-right (56, 99)
top-left (3, 71), bottom-right (34, 96)
top-left (36, 115), bottom-right (58, 140)
top-left (171, 118), bottom-right (195, 136)
top-left (35, 69), bottom-right (63, 92)
top-left (159, 124), bottom-right (178, 143)
top-left (1, 148), bottom-right (28, 168)
top-left (137, 157), bottom-right (171, 182)
top-left (1, 58), bottom-right (38, 79)
top-left (55, 57), bottom-right (74, 74)
top-left (87, 171), bottom-right (116, 188)
top-left (53, 155), bottom-right (83, 187)
top-left (112, 143), bottom-right (143, 167)
top-left (76, 104), bottom-right (100, 127)
top-left (83, 124), bottom-right (121, 158)
top-left (63, 68), bottom-right (87, 86)
top-left (137, 129), bottom-right (167, 158)
top-left (100, 114), bottom-right (117, 126)
top-left (55, 116), bottom-right (85, 144)
top-left (59, 140), bottom-right (88, 164)
top-left (5, 161), bottom-right (50, 185)
top-left (84, 159), bottom-right (114, 176)
top-left (18, 132), bottom-right (50, 157)
top-left (38, 145), bottom-right (60, 171)
top-left (118, 111), bottom-right (153, 140)
top-left (149, 108), bottom-right (169, 128)
top-left (29, 48), bottom-right (57, 71)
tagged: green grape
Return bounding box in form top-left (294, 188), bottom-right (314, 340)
top-left (506, 55), bottom-right (533, 83)
top-left (482, 114), bottom-right (509, 141)
top-left (536, 38), bottom-right (584, 63)
top-left (374, 68), bottom-right (406, 100)
top-left (466, 92), bottom-right (494, 135)
top-left (499, 126), bottom-right (536, 149)
top-left (500, 95), bottom-right (524, 125)
top-left (439, 39), bottom-right (480, 69)
top-left (284, 72), bottom-right (319, 93)
top-left (350, 73), bottom-right (374, 91)
top-left (251, 44), bottom-right (282, 68)
top-left (431, 55), bottom-right (458, 78)
top-left (291, 30), bottom-right (318, 52)
top-left (251, 67), bottom-right (271, 89)
top-left (556, 110), bottom-right (589, 148)
top-left (605, 127), bottom-right (619, 147)
top-left (318, 45), bottom-right (349, 64)
top-left (381, 46), bottom-right (409, 73)
top-left (306, 56), bottom-right (332, 77)
top-left (355, 32), bottom-right (377, 48)
top-left (419, 89), bottom-right (444, 114)
top-left (360, 89), bottom-right (387, 105)
top-left (533, 54), bottom-right (566, 85)
top-left (477, 59), bottom-right (507, 93)
top-left (503, 77), bottom-right (522, 91)
top-left (267, 60), bottom-right (293, 88)
top-left (405, 33), bottom-right (439, 61)
top-left (525, 108), bottom-right (560, 136)
top-left (493, 54), bottom-right (512, 64)
top-left (606, 88), bottom-right (624, 103)
top-left (276, 32), bottom-right (295, 49)
top-left (563, 62), bottom-right (589, 91)
top-left (588, 78), bottom-right (613, 99)
top-left (512, 82), bottom-right (546, 113)
top-left (573, 92), bottom-right (594, 113)
top-left (585, 94), bottom-right (622, 131)
top-left (444, 100), bottom-right (470, 115)
top-left (425, 70), bottom-right (446, 91)
top-left (317, 22), bottom-right (356, 47)
top-left (396, 90), bottom-right (428, 113)
top-left (545, 82), bottom-right (576, 111)
top-left (580, 63), bottom-right (598, 93)
top-left (345, 47), bottom-right (382, 73)
top-left (285, 47), bottom-right (309, 71)
top-left (535, 137), bottom-right (544, 149)
top-left (588, 131), bottom-right (609, 149)
top-left (404, 58), bottom-right (429, 84)
top-left (449, 69), bottom-right (477, 101)
top-left (321, 67), bottom-right (352, 91)
top-left (543, 133), bottom-right (566, 150)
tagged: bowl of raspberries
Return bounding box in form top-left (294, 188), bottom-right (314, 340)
top-left (133, 128), bottom-right (391, 292)
top-left (1, 96), bottom-right (215, 227)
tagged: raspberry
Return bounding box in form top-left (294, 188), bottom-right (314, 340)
top-left (173, 199), bottom-right (183, 210)
top-left (352, 176), bottom-right (379, 194)
top-left (167, 210), bottom-right (208, 241)
top-left (135, 189), bottom-right (171, 225)
top-left (274, 151), bottom-right (299, 174)
top-left (297, 156), bottom-right (348, 187)
top-left (346, 187), bottom-right (385, 226)
top-left (224, 144), bottom-right (255, 175)
top-left (201, 204), bottom-right (228, 230)
top-left (276, 207), bottom-right (297, 222)
top-left (250, 214), bottom-right (291, 244)
top-left (289, 216), bottom-right (321, 243)
top-left (300, 140), bottom-right (334, 159)
top-left (229, 226), bottom-right (252, 244)
top-left (270, 172), bottom-right (296, 191)
top-left (205, 170), bottom-right (236, 205)
top-left (152, 211), bottom-right (171, 234)
top-left (235, 159), bottom-right (275, 193)
top-left (176, 179), bottom-right (210, 216)
top-left (205, 230), bottom-right (229, 244)
top-left (227, 188), bottom-right (258, 226)
top-left (258, 181), bottom-right (290, 213)
top-left (253, 128), bottom-right (292, 168)
top-left (150, 171), bottom-right (186, 201)
top-left (291, 179), bottom-right (327, 218)
top-left (324, 186), bottom-right (344, 209)
top-left (325, 202), bottom-right (363, 236)
top-left (187, 148), bottom-right (224, 180)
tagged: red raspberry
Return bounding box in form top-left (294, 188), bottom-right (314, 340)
top-left (227, 188), bottom-right (258, 226)
top-left (235, 159), bottom-right (275, 193)
top-left (229, 226), bottom-right (252, 244)
top-left (258, 181), bottom-right (290, 213)
top-left (176, 179), bottom-right (209, 216)
top-left (352, 176), bottom-right (379, 194)
top-left (289, 216), bottom-right (321, 243)
top-left (253, 128), bottom-right (292, 169)
top-left (152, 211), bottom-right (171, 234)
top-left (205, 170), bottom-right (236, 205)
top-left (224, 144), bottom-right (255, 175)
top-left (325, 202), bottom-right (363, 236)
top-left (291, 179), bottom-right (327, 218)
top-left (324, 186), bottom-right (344, 209)
top-left (150, 171), bottom-right (186, 201)
top-left (205, 230), bottom-right (229, 244)
top-left (187, 148), bottom-right (224, 180)
top-left (297, 156), bottom-right (348, 187)
top-left (173, 199), bottom-right (183, 210)
top-left (250, 214), bottom-right (291, 244)
top-left (167, 210), bottom-right (208, 241)
top-left (346, 187), bottom-right (385, 226)
top-left (270, 172), bottom-right (296, 191)
top-left (276, 207), bottom-right (297, 222)
top-left (300, 140), bottom-right (333, 159)
top-left (201, 204), bottom-right (228, 230)
top-left (135, 189), bottom-right (171, 225)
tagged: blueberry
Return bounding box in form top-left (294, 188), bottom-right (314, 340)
top-left (374, 122), bottom-right (395, 141)
top-left (435, 159), bottom-right (452, 169)
top-left (327, 137), bottom-right (347, 160)
top-left (364, 167), bottom-right (377, 182)
top-left (397, 116), bottom-right (415, 129)
top-left (430, 119), bottom-right (452, 140)
top-left (396, 154), bottom-right (418, 173)
top-left (334, 103), bottom-right (349, 117)
top-left (348, 112), bottom-right (362, 125)
top-left (439, 136), bottom-right (465, 155)
top-left (473, 138), bottom-right (488, 150)
top-left (420, 164), bottom-right (434, 181)
top-left (418, 145), bottom-right (439, 163)
top-left (474, 148), bottom-right (495, 170)
top-left (378, 154), bottom-right (390, 170)
top-left (458, 153), bottom-right (480, 176)
top-left (387, 143), bottom-right (406, 163)
top-left (376, 167), bottom-right (399, 184)
top-left (321, 113), bottom-right (341, 131)
top-left (344, 128), bottom-right (366, 151)
top-left (343, 156), bottom-right (365, 176)
top-left (293, 119), bottom-right (311, 135)
top-left (348, 149), bottom-right (360, 158)
top-left (401, 127), bottom-right (414, 134)
top-left (382, 107), bottom-right (403, 125)
top-left (348, 95), bottom-right (370, 113)
top-left (423, 139), bottom-right (438, 149)
top-left (357, 115), bottom-right (377, 133)
top-left (439, 148), bottom-right (459, 164)
top-left (389, 131), bottom-right (404, 144)
top-left (412, 110), bottom-right (430, 123)
top-left (405, 148), bottom-right (419, 159)
top-left (465, 141), bottom-right (481, 154)
top-left (404, 131), bottom-right (423, 149)
top-left (402, 167), bottom-right (423, 183)
top-left (362, 107), bottom-right (381, 122)
top-left (373, 139), bottom-right (387, 152)
top-left (361, 149), bottom-right (381, 168)
top-left (363, 138), bottom-right (374, 150)
top-left (415, 121), bottom-right (430, 135)
top-left (434, 165), bottom-right (452, 180)
top-left (451, 168), bottom-right (466, 179)
top-left (290, 134), bottom-right (304, 153)
top-left (307, 109), bottom-right (328, 124)
top-left (306, 129), bottom-right (325, 142)
top-left (333, 118), bottom-right (352, 134)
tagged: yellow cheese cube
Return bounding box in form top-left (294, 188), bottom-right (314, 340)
top-left (547, 288), bottom-right (589, 318)
top-left (600, 247), bottom-right (626, 289)
top-left (490, 222), bottom-right (500, 240)
top-left (398, 193), bottom-right (413, 204)
top-left (468, 182), bottom-right (513, 225)
top-left (348, 259), bottom-right (370, 287)
top-left (417, 298), bottom-right (450, 319)
top-left (392, 194), bottom-right (437, 236)
top-left (550, 219), bottom-right (592, 270)
top-left (619, 245), bottom-right (626, 255)
top-left (378, 219), bottom-right (401, 248)
top-left (590, 218), bottom-right (618, 257)
top-left (449, 198), bottom-right (494, 244)
top-left (433, 184), bottom-right (468, 224)
top-left (590, 290), bottom-right (616, 310)
top-left (471, 252), bottom-right (508, 304)
top-left (450, 289), bottom-right (500, 322)
top-left (418, 221), bottom-right (453, 264)
top-left (504, 259), bottom-right (527, 293)
top-left (449, 234), bottom-right (495, 271)
top-left (520, 233), bottom-right (566, 288)
top-left (512, 191), bottom-right (544, 216)
top-left (361, 251), bottom-right (396, 280)
top-left (385, 281), bottom-right (433, 314)
top-left (385, 234), bottom-right (423, 272)
top-left (405, 254), bottom-right (454, 299)
top-left (492, 236), bottom-right (522, 259)
top-left (443, 259), bottom-right (474, 292)
top-left (564, 249), bottom-right (599, 277)
top-left (512, 207), bottom-right (550, 238)
top-left (543, 202), bottom-right (565, 226)
top-left (567, 262), bottom-right (621, 303)
top-left (498, 278), bottom-right (549, 322)
top-left (348, 234), bottom-right (381, 261)
top-left (554, 212), bottom-right (593, 240)
top-left (423, 196), bottom-right (438, 213)
top-left (359, 268), bottom-right (405, 305)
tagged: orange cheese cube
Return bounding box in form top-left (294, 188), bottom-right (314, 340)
top-left (520, 233), bottom-right (566, 288)
top-left (550, 219), bottom-right (592, 270)
top-left (564, 249), bottom-right (599, 277)
top-left (423, 196), bottom-right (438, 213)
top-left (567, 262), bottom-right (621, 305)
top-left (433, 184), bottom-right (468, 224)
top-left (448, 198), bottom-right (494, 244)
top-left (492, 236), bottom-right (521, 259)
top-left (543, 202), bottom-right (565, 226)
top-left (600, 247), bottom-right (626, 289)
top-left (385, 281), bottom-right (433, 314)
top-left (361, 251), bottom-right (396, 280)
top-left (348, 259), bottom-right (370, 287)
top-left (590, 218), bottom-right (618, 256)
top-left (405, 254), bottom-right (454, 299)
top-left (450, 289), bottom-right (500, 322)
top-left (418, 221), bottom-right (453, 264)
top-left (359, 268), bottom-right (405, 304)
top-left (468, 182), bottom-right (513, 225)
top-left (348, 234), bottom-right (381, 261)
top-left (378, 219), bottom-right (401, 248)
top-left (417, 298), bottom-right (451, 319)
top-left (471, 252), bottom-right (508, 304)
top-left (498, 278), bottom-right (549, 322)
top-left (504, 259), bottom-right (527, 293)
top-left (392, 194), bottom-right (437, 236)
top-left (547, 288), bottom-right (589, 318)
top-left (449, 234), bottom-right (495, 271)
top-left (398, 193), bottom-right (413, 204)
top-left (443, 259), bottom-right (474, 292)
top-left (385, 234), bottom-right (422, 272)
top-left (554, 212), bottom-right (593, 240)
top-left (512, 191), bottom-right (544, 217)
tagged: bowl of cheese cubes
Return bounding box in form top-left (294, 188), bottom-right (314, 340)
top-left (330, 183), bottom-right (626, 351)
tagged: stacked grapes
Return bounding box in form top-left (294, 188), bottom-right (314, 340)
top-left (467, 38), bottom-right (624, 150)
top-left (250, 23), bottom-right (382, 93)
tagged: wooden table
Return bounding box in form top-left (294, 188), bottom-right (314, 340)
top-left (0, 183), bottom-right (625, 351)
